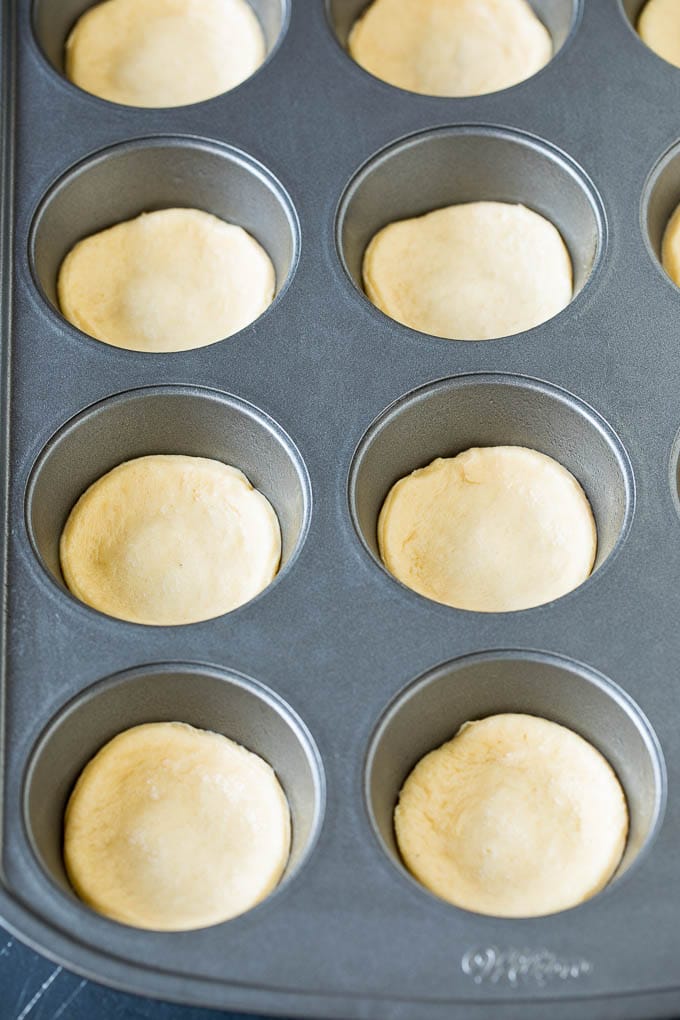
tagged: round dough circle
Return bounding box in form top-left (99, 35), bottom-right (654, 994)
top-left (348, 0), bottom-right (552, 98)
top-left (395, 713), bottom-right (628, 917)
top-left (65, 0), bottom-right (266, 108)
top-left (64, 722), bottom-right (291, 930)
top-left (60, 454), bottom-right (281, 625)
top-left (661, 201), bottom-right (680, 285)
top-left (363, 202), bottom-right (573, 341)
top-left (57, 208), bottom-right (276, 353)
top-left (638, 0), bottom-right (680, 69)
top-left (378, 446), bottom-right (596, 612)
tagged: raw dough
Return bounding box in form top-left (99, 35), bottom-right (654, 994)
top-left (395, 713), bottom-right (628, 917)
top-left (60, 454), bottom-right (281, 625)
top-left (363, 202), bottom-right (573, 341)
top-left (64, 722), bottom-right (291, 930)
top-left (66, 0), bottom-right (266, 107)
top-left (662, 201), bottom-right (680, 285)
top-left (57, 208), bottom-right (275, 353)
top-left (638, 0), bottom-right (680, 68)
top-left (378, 446), bottom-right (596, 612)
top-left (348, 0), bottom-right (552, 97)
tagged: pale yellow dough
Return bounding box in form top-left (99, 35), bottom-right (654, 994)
top-left (57, 208), bottom-right (275, 353)
top-left (363, 202), bottom-right (573, 341)
top-left (662, 202), bottom-right (680, 286)
top-left (348, 0), bottom-right (552, 97)
top-left (64, 722), bottom-right (291, 930)
top-left (378, 446), bottom-right (596, 612)
top-left (395, 713), bottom-right (628, 917)
top-left (638, 0), bottom-right (680, 68)
top-left (60, 455), bottom-right (281, 625)
top-left (66, 0), bottom-right (265, 107)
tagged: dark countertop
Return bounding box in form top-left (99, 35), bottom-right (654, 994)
top-left (0, 929), bottom-right (287, 1020)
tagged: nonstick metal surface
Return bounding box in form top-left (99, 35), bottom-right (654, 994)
top-left (2, 1), bottom-right (680, 1017)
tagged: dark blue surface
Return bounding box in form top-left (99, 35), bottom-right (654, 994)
top-left (0, 928), bottom-right (288, 1020)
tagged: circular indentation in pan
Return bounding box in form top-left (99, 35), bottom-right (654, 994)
top-left (24, 663), bottom-right (324, 917)
top-left (326, 1), bottom-right (580, 97)
top-left (29, 137), bottom-right (299, 351)
top-left (336, 125), bottom-right (604, 340)
top-left (365, 650), bottom-right (665, 913)
top-left (349, 374), bottom-right (633, 609)
top-left (642, 139), bottom-right (680, 289)
top-left (32, 0), bottom-right (290, 106)
top-left (26, 386), bottom-right (310, 620)
top-left (619, 0), bottom-right (680, 68)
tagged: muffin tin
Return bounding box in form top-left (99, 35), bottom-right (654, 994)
top-left (2, 0), bottom-right (680, 1017)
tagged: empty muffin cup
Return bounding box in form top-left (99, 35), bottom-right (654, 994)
top-left (349, 373), bottom-right (633, 610)
top-left (26, 386), bottom-right (311, 622)
top-left (30, 136), bottom-right (299, 352)
top-left (24, 663), bottom-right (324, 926)
top-left (336, 125), bottom-right (604, 341)
top-left (365, 651), bottom-right (665, 916)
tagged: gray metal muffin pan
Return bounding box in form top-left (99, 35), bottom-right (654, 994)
top-left (3, 0), bottom-right (680, 1017)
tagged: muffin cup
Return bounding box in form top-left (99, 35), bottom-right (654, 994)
top-left (26, 385), bottom-right (311, 616)
top-left (365, 650), bottom-right (665, 911)
top-left (30, 136), bottom-right (300, 347)
top-left (349, 373), bottom-right (633, 606)
top-left (336, 125), bottom-right (604, 338)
